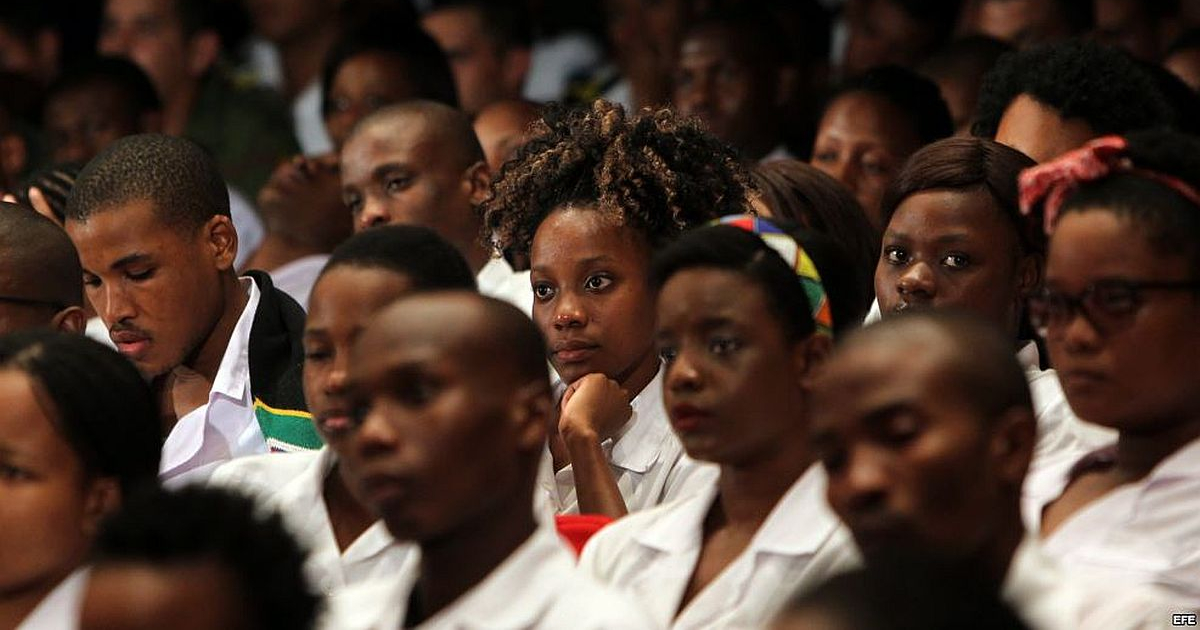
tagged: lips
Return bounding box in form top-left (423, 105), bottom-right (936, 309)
top-left (669, 403), bottom-right (712, 432)
top-left (315, 409), bottom-right (353, 436)
top-left (1058, 369), bottom-right (1108, 392)
top-left (551, 339), bottom-right (600, 364)
top-left (110, 329), bottom-right (152, 360)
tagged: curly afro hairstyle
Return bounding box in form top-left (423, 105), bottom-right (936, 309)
top-left (972, 39), bottom-right (1174, 139)
top-left (481, 100), bottom-right (750, 258)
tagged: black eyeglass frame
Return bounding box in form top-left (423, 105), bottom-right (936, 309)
top-left (1027, 278), bottom-right (1200, 337)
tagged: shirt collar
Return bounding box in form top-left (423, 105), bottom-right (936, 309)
top-left (1143, 434), bottom-right (1200, 487)
top-left (210, 277), bottom-right (260, 402)
top-left (635, 482), bottom-right (720, 554)
top-left (609, 367), bottom-right (670, 474)
top-left (1016, 341), bottom-right (1041, 372)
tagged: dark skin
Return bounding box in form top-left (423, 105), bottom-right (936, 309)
top-left (655, 268), bottom-right (829, 613)
top-left (344, 295), bottom-right (549, 623)
top-left (1039, 211), bottom-right (1200, 535)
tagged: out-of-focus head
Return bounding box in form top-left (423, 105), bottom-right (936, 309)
top-left (321, 19), bottom-right (458, 150)
top-left (1092, 0), bottom-right (1172, 62)
top-left (339, 101), bottom-right (489, 271)
top-left (672, 8), bottom-right (794, 161)
top-left (811, 310), bottom-right (1035, 565)
top-left (0, 2), bottom-right (61, 85)
top-left (82, 487), bottom-right (318, 630)
top-left (811, 65), bottom-right (953, 226)
top-left (918, 36), bottom-right (1012, 135)
top-left (472, 98), bottom-right (540, 174)
top-left (973, 39), bottom-right (1173, 163)
top-left (0, 330), bottom-right (160, 614)
top-left (345, 292), bottom-right (551, 542)
top-left (97, 0), bottom-right (221, 105)
top-left (875, 137), bottom-right (1041, 340)
top-left (64, 133), bottom-right (237, 379)
top-left (304, 225), bottom-right (475, 450)
top-left (843, 0), bottom-right (964, 75)
top-left (420, 0), bottom-right (531, 114)
top-left (246, 0), bottom-right (339, 46)
top-left (970, 0), bottom-right (1093, 48)
top-left (1026, 129), bottom-right (1200, 434)
top-left (604, 0), bottom-right (694, 77)
top-left (483, 100), bottom-right (750, 387)
top-left (1164, 28), bottom-right (1200, 91)
top-left (44, 56), bottom-right (162, 165)
top-left (0, 203), bottom-right (85, 333)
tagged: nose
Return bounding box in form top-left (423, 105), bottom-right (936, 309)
top-left (101, 283), bottom-right (137, 326)
top-left (678, 74), bottom-right (714, 116)
top-left (551, 292), bottom-right (587, 330)
top-left (1058, 306), bottom-right (1102, 354)
top-left (665, 347), bottom-right (702, 394)
top-left (351, 403), bottom-right (401, 460)
top-left (896, 261), bottom-right (935, 299)
top-left (834, 448), bottom-right (891, 517)
top-left (325, 352), bottom-right (349, 396)
top-left (356, 197), bottom-right (390, 231)
top-left (827, 158), bottom-right (859, 193)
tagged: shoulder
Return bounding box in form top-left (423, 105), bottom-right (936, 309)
top-left (209, 450), bottom-right (321, 501)
top-left (540, 571), bottom-right (657, 630)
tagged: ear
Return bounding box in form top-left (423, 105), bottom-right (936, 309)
top-left (510, 381), bottom-right (552, 452)
top-left (502, 48), bottom-right (532, 96)
top-left (1017, 252), bottom-right (1043, 297)
top-left (81, 477), bottom-right (122, 537)
top-left (463, 160), bottom-right (493, 207)
top-left (988, 406), bottom-right (1036, 488)
top-left (203, 215), bottom-right (239, 271)
top-left (51, 306), bottom-right (88, 334)
top-left (794, 333), bottom-right (834, 386)
top-left (0, 133), bottom-right (28, 187)
top-left (186, 30), bottom-right (221, 77)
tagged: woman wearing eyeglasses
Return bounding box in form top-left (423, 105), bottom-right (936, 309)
top-left (873, 136), bottom-right (1115, 527)
top-left (1023, 130), bottom-right (1200, 607)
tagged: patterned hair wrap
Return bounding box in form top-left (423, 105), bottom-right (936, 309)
top-left (715, 214), bottom-right (834, 338)
top-left (1018, 135), bottom-right (1200, 235)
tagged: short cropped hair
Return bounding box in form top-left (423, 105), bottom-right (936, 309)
top-left (320, 225), bottom-right (477, 291)
top-left (0, 331), bottom-right (160, 495)
top-left (66, 133), bottom-right (230, 230)
top-left (828, 65), bottom-right (954, 147)
top-left (0, 202), bottom-right (83, 309)
top-left (92, 486), bottom-right (319, 630)
top-left (972, 39), bottom-right (1174, 139)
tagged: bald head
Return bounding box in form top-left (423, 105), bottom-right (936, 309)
top-left (346, 100), bottom-right (485, 172)
top-left (830, 311), bottom-right (1031, 423)
top-left (0, 202), bottom-right (83, 311)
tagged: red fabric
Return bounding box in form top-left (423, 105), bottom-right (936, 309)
top-left (1019, 135), bottom-right (1200, 235)
top-left (555, 514), bottom-right (614, 556)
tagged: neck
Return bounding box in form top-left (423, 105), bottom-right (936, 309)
top-left (277, 25), bottom-right (338, 98)
top-left (188, 274), bottom-right (249, 382)
top-left (463, 243), bottom-right (491, 276)
top-left (1114, 418), bottom-right (1200, 482)
top-left (414, 490), bottom-right (537, 623)
top-left (242, 234), bottom-right (327, 273)
top-left (617, 347), bottom-right (660, 402)
top-left (324, 462), bottom-right (379, 552)
top-left (716, 432), bottom-right (814, 526)
top-left (979, 505), bottom-right (1027, 588)
top-left (161, 78), bottom-right (200, 137)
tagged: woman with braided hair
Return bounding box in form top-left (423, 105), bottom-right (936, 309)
top-left (481, 99), bottom-right (749, 519)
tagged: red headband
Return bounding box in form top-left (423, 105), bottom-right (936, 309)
top-left (1018, 135), bottom-right (1200, 235)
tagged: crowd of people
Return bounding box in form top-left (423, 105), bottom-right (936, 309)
top-left (0, 0), bottom-right (1198, 628)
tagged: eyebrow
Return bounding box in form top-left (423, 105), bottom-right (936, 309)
top-left (109, 252), bottom-right (154, 272)
top-left (371, 162), bottom-right (410, 181)
top-left (883, 231), bottom-right (973, 245)
top-left (531, 254), bottom-right (617, 276)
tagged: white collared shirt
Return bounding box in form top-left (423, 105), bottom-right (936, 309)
top-left (1002, 536), bottom-right (1172, 630)
top-left (324, 521), bottom-right (654, 630)
top-left (1017, 342), bottom-right (1118, 528)
top-left (578, 464), bottom-right (858, 629)
top-left (541, 369), bottom-right (719, 515)
top-left (476, 257), bottom-right (533, 316)
top-left (161, 278), bottom-right (266, 488)
top-left (210, 447), bottom-right (412, 595)
top-left (17, 568), bottom-right (88, 630)
top-left (1043, 436), bottom-right (1200, 608)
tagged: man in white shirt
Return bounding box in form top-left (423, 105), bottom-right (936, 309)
top-left (326, 292), bottom-right (650, 629)
top-left (339, 100), bottom-right (532, 313)
top-left (809, 311), bottom-right (1170, 629)
top-left (64, 134), bottom-right (317, 487)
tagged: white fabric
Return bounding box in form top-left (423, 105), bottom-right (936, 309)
top-left (210, 448), bottom-right (412, 595)
top-left (293, 80), bottom-right (333, 156)
top-left (522, 32), bottom-right (605, 103)
top-left (760, 144), bottom-right (797, 163)
top-left (475, 257), bottom-right (533, 316)
top-left (602, 77), bottom-right (635, 112)
top-left (16, 569), bottom-right (88, 630)
top-left (160, 278), bottom-right (266, 488)
top-left (578, 464), bottom-right (858, 629)
top-left (229, 186), bottom-right (265, 269)
top-left (324, 521), bottom-right (654, 629)
top-left (268, 254), bottom-right (329, 311)
top-left (1002, 536), bottom-right (1172, 630)
top-left (1043, 436), bottom-right (1200, 608)
top-left (540, 368), bottom-right (719, 515)
top-left (85, 316), bottom-right (114, 348)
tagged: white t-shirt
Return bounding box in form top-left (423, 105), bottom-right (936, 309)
top-left (540, 368), bottom-right (719, 515)
top-left (323, 522), bottom-right (654, 629)
top-left (209, 447), bottom-right (412, 595)
top-left (578, 464), bottom-right (858, 629)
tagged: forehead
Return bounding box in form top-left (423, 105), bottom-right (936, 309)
top-left (815, 337), bottom-right (961, 425)
top-left (658, 267), bottom-right (772, 327)
top-left (352, 303), bottom-right (484, 380)
top-left (887, 189), bottom-right (1013, 238)
top-left (105, 0), bottom-right (177, 21)
top-left (66, 200), bottom-right (191, 262)
top-left (342, 121), bottom-right (444, 177)
top-left (531, 208), bottom-right (649, 265)
top-left (308, 267), bottom-right (414, 324)
top-left (334, 52), bottom-right (416, 92)
top-left (1047, 210), bottom-right (1188, 282)
top-left (680, 25), bottom-right (749, 61)
top-left (0, 370), bottom-right (60, 450)
top-left (995, 94), bottom-right (1096, 163)
top-left (820, 93), bottom-right (915, 152)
